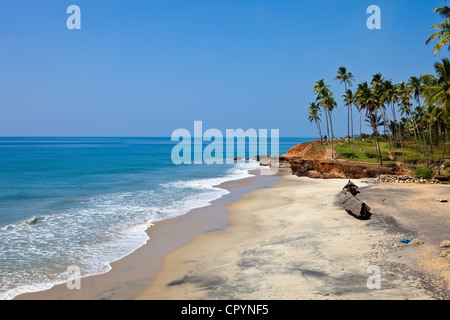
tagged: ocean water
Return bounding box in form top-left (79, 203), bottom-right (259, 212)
top-left (0, 137), bottom-right (311, 299)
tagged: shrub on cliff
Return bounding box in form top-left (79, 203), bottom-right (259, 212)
top-left (415, 167), bottom-right (434, 180)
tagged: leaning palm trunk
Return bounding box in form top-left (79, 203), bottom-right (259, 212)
top-left (316, 120), bottom-right (322, 141)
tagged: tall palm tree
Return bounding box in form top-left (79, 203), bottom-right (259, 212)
top-left (342, 89), bottom-right (355, 158)
top-left (412, 106), bottom-right (430, 167)
top-left (395, 82), bottom-right (411, 164)
top-left (308, 102), bottom-right (323, 141)
top-left (407, 76), bottom-right (426, 152)
top-left (425, 1), bottom-right (450, 55)
top-left (334, 67), bottom-right (355, 139)
top-left (355, 102), bottom-right (364, 137)
top-left (313, 79), bottom-right (330, 139)
top-left (423, 106), bottom-right (435, 163)
top-left (371, 74), bottom-right (387, 165)
top-left (381, 79), bottom-right (397, 157)
top-left (317, 85), bottom-right (337, 159)
top-left (422, 57), bottom-right (450, 157)
top-left (356, 81), bottom-right (383, 165)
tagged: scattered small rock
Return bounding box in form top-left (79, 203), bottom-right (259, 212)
top-left (440, 240), bottom-right (450, 248)
top-left (376, 174), bottom-right (440, 184)
top-left (411, 239), bottom-right (424, 246)
top-left (439, 250), bottom-right (450, 258)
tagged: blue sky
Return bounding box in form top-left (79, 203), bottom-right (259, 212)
top-left (0, 0), bottom-right (447, 137)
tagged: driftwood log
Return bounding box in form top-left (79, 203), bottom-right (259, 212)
top-left (342, 193), bottom-right (371, 219)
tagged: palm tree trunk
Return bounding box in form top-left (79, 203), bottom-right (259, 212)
top-left (382, 107), bottom-right (395, 158)
top-left (371, 115), bottom-right (380, 164)
top-left (347, 105), bottom-right (350, 139)
top-left (324, 109), bottom-right (330, 140)
top-left (429, 123), bottom-right (434, 163)
top-left (437, 134), bottom-right (447, 175)
top-left (316, 120), bottom-right (322, 141)
top-left (360, 111), bottom-right (362, 137)
top-left (391, 105), bottom-right (399, 143)
top-left (411, 116), bottom-right (418, 143)
top-left (351, 103), bottom-right (354, 159)
top-left (414, 119), bottom-right (425, 156)
top-left (399, 128), bottom-right (405, 164)
top-left (446, 126), bottom-right (450, 157)
top-left (422, 126), bottom-right (429, 168)
top-left (328, 109), bottom-right (335, 160)
top-left (374, 124), bottom-right (383, 166)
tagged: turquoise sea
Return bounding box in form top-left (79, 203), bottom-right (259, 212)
top-left (0, 137), bottom-right (311, 299)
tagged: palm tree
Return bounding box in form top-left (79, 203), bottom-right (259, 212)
top-left (317, 85), bottom-right (337, 159)
top-left (407, 76), bottom-right (426, 152)
top-left (334, 67), bottom-right (355, 139)
top-left (356, 81), bottom-right (383, 165)
top-left (423, 106), bottom-right (435, 163)
top-left (308, 102), bottom-right (323, 141)
top-left (371, 74), bottom-right (387, 165)
top-left (342, 89), bottom-right (355, 158)
top-left (381, 79), bottom-right (397, 157)
top-left (422, 57), bottom-right (450, 158)
top-left (413, 106), bottom-right (430, 167)
top-left (425, 1), bottom-right (450, 55)
top-left (313, 79), bottom-right (330, 139)
top-left (355, 102), bottom-right (364, 137)
top-left (395, 82), bottom-right (411, 164)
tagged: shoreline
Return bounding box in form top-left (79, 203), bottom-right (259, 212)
top-left (15, 170), bottom-right (281, 300)
top-left (136, 176), bottom-right (449, 300)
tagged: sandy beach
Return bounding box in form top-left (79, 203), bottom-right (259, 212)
top-left (137, 175), bottom-right (450, 300)
top-left (15, 172), bottom-right (450, 300)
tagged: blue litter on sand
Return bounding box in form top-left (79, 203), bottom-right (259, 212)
top-left (399, 238), bottom-right (412, 244)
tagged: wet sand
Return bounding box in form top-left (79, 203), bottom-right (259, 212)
top-left (137, 176), bottom-right (449, 300)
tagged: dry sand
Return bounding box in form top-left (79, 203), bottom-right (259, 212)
top-left (137, 176), bottom-right (450, 300)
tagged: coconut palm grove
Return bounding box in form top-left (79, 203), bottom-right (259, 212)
top-left (308, 1), bottom-right (450, 181)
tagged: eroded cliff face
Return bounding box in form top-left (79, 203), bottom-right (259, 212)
top-left (280, 158), bottom-right (399, 179)
top-left (278, 141), bottom-right (406, 179)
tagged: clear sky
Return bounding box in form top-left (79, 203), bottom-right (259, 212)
top-left (0, 0), bottom-right (447, 137)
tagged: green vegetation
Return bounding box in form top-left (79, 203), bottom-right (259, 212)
top-left (415, 167), bottom-right (434, 180)
top-left (306, 1), bottom-right (450, 177)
